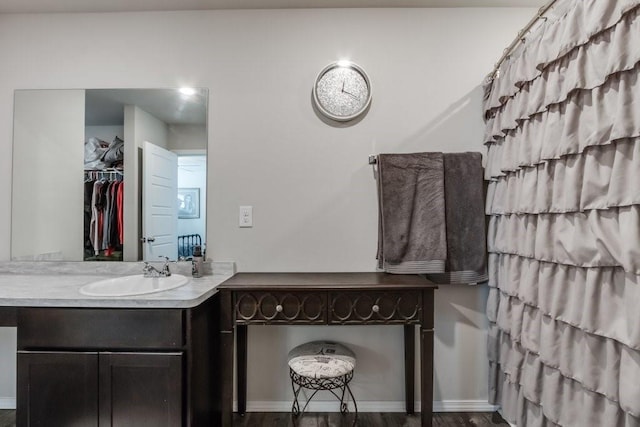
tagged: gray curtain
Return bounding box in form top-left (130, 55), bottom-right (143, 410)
top-left (483, 1), bottom-right (640, 426)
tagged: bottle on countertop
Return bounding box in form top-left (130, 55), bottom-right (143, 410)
top-left (192, 245), bottom-right (203, 278)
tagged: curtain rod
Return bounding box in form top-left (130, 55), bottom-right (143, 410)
top-left (488, 0), bottom-right (558, 80)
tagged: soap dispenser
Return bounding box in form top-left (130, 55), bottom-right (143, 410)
top-left (192, 245), bottom-right (203, 278)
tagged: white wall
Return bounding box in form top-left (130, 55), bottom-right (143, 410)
top-left (0, 8), bottom-right (534, 409)
top-left (0, 328), bottom-right (16, 408)
top-left (168, 124), bottom-right (206, 151)
top-left (85, 125), bottom-right (124, 143)
top-left (11, 89), bottom-right (85, 261)
top-left (123, 105), bottom-right (169, 261)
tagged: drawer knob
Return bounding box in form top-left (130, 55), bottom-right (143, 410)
top-left (276, 304), bottom-right (283, 313)
top-left (372, 304), bottom-right (380, 313)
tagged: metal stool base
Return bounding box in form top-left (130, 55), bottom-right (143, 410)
top-left (289, 368), bottom-right (358, 422)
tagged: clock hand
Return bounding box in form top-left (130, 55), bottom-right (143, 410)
top-left (341, 80), bottom-right (345, 93)
top-left (342, 89), bottom-right (359, 100)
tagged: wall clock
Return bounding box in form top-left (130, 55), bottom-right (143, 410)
top-left (313, 61), bottom-right (372, 122)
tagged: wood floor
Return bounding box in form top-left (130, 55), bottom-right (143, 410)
top-left (233, 412), bottom-right (509, 427)
top-left (0, 410), bottom-right (14, 427)
top-left (0, 410), bottom-right (509, 426)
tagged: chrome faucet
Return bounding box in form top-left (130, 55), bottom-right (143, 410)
top-left (143, 256), bottom-right (172, 277)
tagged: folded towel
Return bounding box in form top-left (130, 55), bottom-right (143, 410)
top-left (426, 152), bottom-right (488, 284)
top-left (376, 152), bottom-right (447, 274)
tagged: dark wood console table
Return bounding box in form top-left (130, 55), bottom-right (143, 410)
top-left (218, 272), bottom-right (437, 427)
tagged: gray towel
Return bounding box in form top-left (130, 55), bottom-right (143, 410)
top-left (426, 152), bottom-right (488, 284)
top-left (376, 153), bottom-right (447, 274)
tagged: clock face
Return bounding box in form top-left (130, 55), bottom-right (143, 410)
top-left (313, 62), bottom-right (371, 121)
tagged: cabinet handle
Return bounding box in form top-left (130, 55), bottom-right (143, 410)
top-left (372, 304), bottom-right (380, 313)
top-left (275, 304), bottom-right (283, 313)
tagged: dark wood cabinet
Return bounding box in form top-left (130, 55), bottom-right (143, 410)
top-left (17, 351), bottom-right (99, 427)
top-left (15, 296), bottom-right (218, 427)
top-left (99, 352), bottom-right (183, 427)
top-left (17, 351), bottom-right (182, 427)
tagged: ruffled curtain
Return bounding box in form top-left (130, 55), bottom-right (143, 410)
top-left (483, 1), bottom-right (640, 426)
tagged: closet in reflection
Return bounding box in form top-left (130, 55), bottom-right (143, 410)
top-left (84, 170), bottom-right (124, 261)
top-left (11, 88), bottom-right (208, 262)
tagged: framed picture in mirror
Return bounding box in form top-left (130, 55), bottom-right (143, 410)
top-left (178, 188), bottom-right (200, 219)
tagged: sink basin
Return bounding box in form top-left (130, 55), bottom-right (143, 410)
top-left (79, 274), bottom-right (189, 297)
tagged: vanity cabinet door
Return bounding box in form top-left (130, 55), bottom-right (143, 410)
top-left (17, 351), bottom-right (99, 427)
top-left (99, 352), bottom-right (183, 427)
top-left (17, 351), bottom-right (183, 427)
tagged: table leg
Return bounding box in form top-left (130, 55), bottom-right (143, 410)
top-left (421, 326), bottom-right (434, 427)
top-left (237, 324), bottom-right (248, 415)
top-left (220, 291), bottom-right (234, 427)
top-left (404, 324), bottom-right (415, 414)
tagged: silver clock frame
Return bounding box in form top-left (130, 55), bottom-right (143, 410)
top-left (312, 61), bottom-right (372, 122)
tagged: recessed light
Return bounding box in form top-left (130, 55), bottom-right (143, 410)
top-left (179, 87), bottom-right (196, 96)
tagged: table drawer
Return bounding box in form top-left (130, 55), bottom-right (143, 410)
top-left (329, 291), bottom-right (422, 324)
top-left (234, 291), bottom-right (327, 324)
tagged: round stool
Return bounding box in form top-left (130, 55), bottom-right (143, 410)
top-left (287, 341), bottom-right (358, 419)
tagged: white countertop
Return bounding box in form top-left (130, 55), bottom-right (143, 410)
top-left (0, 261), bottom-right (234, 309)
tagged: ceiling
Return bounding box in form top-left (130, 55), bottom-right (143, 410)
top-left (85, 89), bottom-right (208, 126)
top-left (0, 0), bottom-right (545, 14)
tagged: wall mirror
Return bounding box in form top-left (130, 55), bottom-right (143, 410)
top-left (11, 88), bottom-right (208, 262)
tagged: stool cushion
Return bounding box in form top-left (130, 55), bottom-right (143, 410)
top-left (288, 341), bottom-right (356, 379)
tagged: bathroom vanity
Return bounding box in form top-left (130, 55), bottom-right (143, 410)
top-left (0, 264), bottom-right (232, 427)
top-left (1, 268), bottom-right (438, 426)
top-left (16, 305), bottom-right (211, 426)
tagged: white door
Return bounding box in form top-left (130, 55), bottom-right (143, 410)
top-left (142, 141), bottom-right (178, 261)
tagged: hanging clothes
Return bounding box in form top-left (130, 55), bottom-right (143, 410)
top-left (84, 171), bottom-right (124, 261)
top-left (117, 181), bottom-right (124, 245)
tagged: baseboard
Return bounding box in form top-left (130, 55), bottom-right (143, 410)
top-left (0, 397), bottom-right (16, 410)
top-left (239, 400), bottom-right (499, 413)
top-left (433, 400), bottom-right (500, 413)
top-left (0, 396), bottom-right (498, 414)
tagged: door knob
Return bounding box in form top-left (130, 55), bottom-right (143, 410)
top-left (141, 237), bottom-right (156, 243)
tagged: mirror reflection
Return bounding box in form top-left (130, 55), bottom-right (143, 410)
top-left (11, 88), bottom-right (208, 262)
